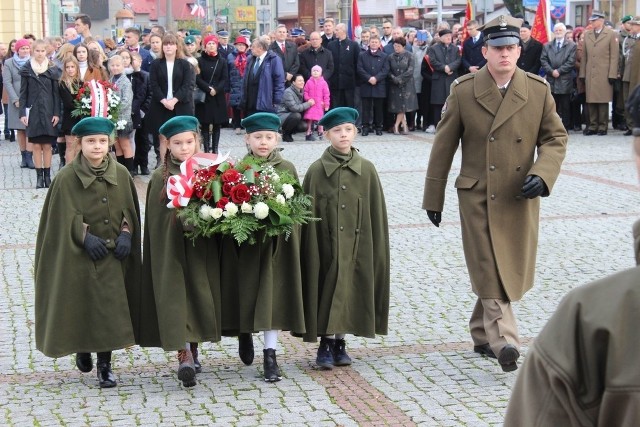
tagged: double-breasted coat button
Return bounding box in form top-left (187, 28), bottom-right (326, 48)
top-left (339, 226), bottom-right (344, 231)
top-left (103, 219), bottom-right (109, 224)
top-left (98, 177), bottom-right (104, 181)
top-left (489, 165), bottom-right (496, 171)
top-left (341, 204), bottom-right (346, 209)
top-left (490, 195), bottom-right (496, 200)
top-left (489, 136), bottom-right (495, 142)
top-left (105, 239), bottom-right (111, 244)
top-left (355, 229), bottom-right (360, 233)
top-left (341, 185), bottom-right (346, 190)
top-left (516, 166), bottom-right (521, 171)
top-left (102, 197), bottom-right (107, 203)
top-left (516, 137), bottom-right (522, 143)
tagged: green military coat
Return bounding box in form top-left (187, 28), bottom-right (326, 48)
top-left (219, 151), bottom-right (306, 335)
top-left (504, 266), bottom-right (640, 426)
top-left (578, 27), bottom-right (619, 103)
top-left (137, 158), bottom-right (222, 350)
top-left (34, 153), bottom-right (142, 358)
top-left (422, 67), bottom-right (567, 301)
top-left (301, 147), bottom-right (390, 342)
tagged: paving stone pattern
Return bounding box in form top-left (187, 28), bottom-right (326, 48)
top-left (1, 125), bottom-right (638, 426)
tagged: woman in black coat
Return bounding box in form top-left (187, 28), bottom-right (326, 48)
top-left (196, 35), bottom-right (229, 153)
top-left (386, 37), bottom-right (418, 135)
top-left (147, 33), bottom-right (196, 161)
top-left (59, 57), bottom-right (82, 165)
top-left (357, 36), bottom-right (389, 135)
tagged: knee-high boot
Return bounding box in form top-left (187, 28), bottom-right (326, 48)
top-left (35, 168), bottom-right (45, 189)
top-left (58, 143), bottom-right (66, 167)
top-left (116, 155), bottom-right (125, 165)
top-left (201, 130), bottom-right (211, 153)
top-left (211, 126), bottom-right (221, 154)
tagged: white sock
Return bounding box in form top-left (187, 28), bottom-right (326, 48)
top-left (185, 342), bottom-right (190, 351)
top-left (263, 330), bottom-right (278, 350)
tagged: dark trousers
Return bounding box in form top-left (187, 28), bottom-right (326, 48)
top-left (281, 112), bottom-right (304, 135)
top-left (587, 103), bottom-right (609, 132)
top-left (3, 103), bottom-right (10, 136)
top-left (331, 88), bottom-right (355, 109)
top-left (569, 92), bottom-right (585, 130)
top-left (134, 121), bottom-right (151, 170)
top-left (361, 97), bottom-right (384, 130)
top-left (231, 107), bottom-right (244, 129)
top-left (432, 104), bottom-right (444, 128)
top-left (552, 93), bottom-right (571, 130)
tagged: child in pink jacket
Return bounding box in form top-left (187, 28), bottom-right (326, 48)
top-left (303, 65), bottom-right (330, 141)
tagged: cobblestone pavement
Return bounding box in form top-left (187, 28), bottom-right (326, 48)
top-left (1, 124), bottom-right (638, 426)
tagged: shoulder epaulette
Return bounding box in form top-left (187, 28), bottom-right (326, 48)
top-left (453, 73), bottom-right (475, 86)
top-left (525, 72), bottom-right (549, 86)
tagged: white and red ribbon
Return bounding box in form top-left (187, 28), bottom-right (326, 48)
top-left (88, 79), bottom-right (108, 118)
top-left (165, 153), bottom-right (231, 209)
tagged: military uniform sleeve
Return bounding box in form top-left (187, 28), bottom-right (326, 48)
top-left (609, 32), bottom-right (621, 79)
top-left (527, 80), bottom-right (568, 196)
top-left (422, 81), bottom-right (463, 211)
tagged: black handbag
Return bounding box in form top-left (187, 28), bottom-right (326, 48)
top-left (194, 60), bottom-right (218, 105)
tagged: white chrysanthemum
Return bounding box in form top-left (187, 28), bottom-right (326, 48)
top-left (271, 173), bottom-right (280, 182)
top-left (282, 184), bottom-right (294, 199)
top-left (211, 208), bottom-right (223, 219)
top-left (199, 205), bottom-right (212, 220)
top-left (254, 202), bottom-right (269, 219)
top-left (241, 202), bottom-right (253, 213)
top-left (224, 202), bottom-right (238, 217)
top-left (276, 194), bottom-right (286, 205)
top-left (116, 120), bottom-right (127, 130)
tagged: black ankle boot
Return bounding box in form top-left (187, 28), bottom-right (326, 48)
top-left (75, 352), bottom-right (93, 372)
top-left (332, 338), bottom-right (352, 366)
top-left (211, 126), bottom-right (221, 154)
top-left (36, 168), bottom-right (45, 189)
top-left (96, 352), bottom-right (117, 388)
top-left (124, 157), bottom-right (135, 176)
top-left (263, 348), bottom-right (281, 382)
top-left (20, 151), bottom-right (28, 168)
top-left (43, 168), bottom-right (51, 188)
top-left (316, 337), bottom-right (335, 369)
top-left (58, 143), bottom-right (66, 167)
top-left (116, 155), bottom-right (125, 165)
top-left (177, 349), bottom-right (196, 387)
top-left (190, 343), bottom-right (201, 373)
top-left (238, 333), bottom-right (254, 365)
top-left (201, 131), bottom-right (211, 153)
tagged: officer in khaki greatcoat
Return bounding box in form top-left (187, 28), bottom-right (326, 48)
top-left (578, 11), bottom-right (620, 135)
top-left (422, 15), bottom-right (568, 372)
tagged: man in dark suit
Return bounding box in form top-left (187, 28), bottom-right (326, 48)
top-left (216, 30), bottom-right (234, 59)
top-left (299, 32), bottom-right (334, 81)
top-left (321, 18), bottom-right (336, 47)
top-left (327, 23), bottom-right (360, 109)
top-left (270, 24), bottom-right (300, 86)
top-left (517, 23), bottom-right (543, 73)
top-left (461, 20), bottom-right (486, 74)
top-left (124, 27), bottom-right (153, 72)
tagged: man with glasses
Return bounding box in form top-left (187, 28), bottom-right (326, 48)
top-left (381, 20), bottom-right (393, 46)
top-left (461, 20), bottom-right (486, 74)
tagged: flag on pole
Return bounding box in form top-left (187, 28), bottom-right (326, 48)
top-left (461, 0), bottom-right (474, 42)
top-left (531, 0), bottom-right (549, 44)
top-left (348, 0), bottom-right (362, 40)
top-left (191, 2), bottom-right (206, 18)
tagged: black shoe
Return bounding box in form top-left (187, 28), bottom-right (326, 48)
top-left (96, 352), bottom-right (117, 388)
top-left (473, 343), bottom-right (497, 359)
top-left (282, 133), bottom-right (294, 142)
top-left (263, 348), bottom-right (282, 382)
top-left (140, 166), bottom-right (150, 175)
top-left (597, 130), bottom-right (607, 136)
top-left (316, 337), bottom-right (335, 369)
top-left (238, 333), bottom-right (254, 366)
top-left (498, 344), bottom-right (520, 372)
top-left (573, 126), bottom-right (582, 132)
top-left (9, 134), bottom-right (15, 142)
top-left (75, 352), bottom-right (93, 372)
top-left (177, 349), bottom-right (196, 386)
top-left (305, 134), bottom-right (317, 141)
top-left (190, 343), bottom-right (202, 374)
top-left (36, 169), bottom-right (45, 189)
top-left (583, 129), bottom-right (597, 136)
top-left (624, 129), bottom-right (633, 136)
top-left (375, 130), bottom-right (383, 136)
top-left (361, 129), bottom-right (369, 136)
top-left (332, 338), bottom-right (352, 366)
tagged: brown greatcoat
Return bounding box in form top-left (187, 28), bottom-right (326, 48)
top-left (627, 41), bottom-right (640, 94)
top-left (504, 266), bottom-right (640, 426)
top-left (422, 67), bottom-right (568, 301)
top-left (578, 27), bottom-right (619, 103)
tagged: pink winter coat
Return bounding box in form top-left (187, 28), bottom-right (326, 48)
top-left (303, 76), bottom-right (330, 121)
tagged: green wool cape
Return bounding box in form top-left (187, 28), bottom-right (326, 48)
top-left (301, 147), bottom-right (390, 342)
top-left (137, 161), bottom-right (222, 350)
top-left (219, 151), bottom-right (306, 335)
top-left (34, 153), bottom-right (142, 358)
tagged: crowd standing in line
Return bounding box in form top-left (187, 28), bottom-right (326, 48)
top-left (0, 11), bottom-right (635, 403)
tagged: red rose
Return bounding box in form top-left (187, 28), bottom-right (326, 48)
top-left (216, 197), bottom-right (229, 209)
top-left (222, 182), bottom-right (234, 195)
top-left (230, 184), bottom-right (251, 204)
top-left (194, 185), bottom-right (204, 199)
top-left (221, 168), bottom-right (242, 183)
top-left (203, 189), bottom-right (213, 200)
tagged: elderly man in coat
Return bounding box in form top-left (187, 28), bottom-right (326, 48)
top-left (427, 29), bottom-right (461, 128)
top-left (241, 35), bottom-right (285, 116)
top-left (579, 11), bottom-right (620, 135)
top-left (504, 86), bottom-right (640, 425)
top-left (422, 15), bottom-right (568, 372)
top-left (540, 23), bottom-right (577, 130)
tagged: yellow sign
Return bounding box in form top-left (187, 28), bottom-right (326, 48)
top-left (235, 6), bottom-right (256, 22)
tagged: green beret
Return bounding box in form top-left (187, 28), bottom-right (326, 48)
top-left (184, 35), bottom-right (196, 45)
top-left (241, 112), bottom-right (281, 133)
top-left (622, 15), bottom-right (634, 23)
top-left (71, 117), bottom-right (115, 137)
top-left (189, 29), bottom-right (201, 36)
top-left (318, 107), bottom-right (359, 130)
top-left (159, 116), bottom-right (200, 139)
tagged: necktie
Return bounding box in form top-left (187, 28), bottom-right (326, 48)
top-left (281, 43), bottom-right (285, 53)
top-left (129, 47), bottom-right (138, 52)
top-left (557, 42), bottom-right (561, 51)
top-left (253, 58), bottom-right (260, 75)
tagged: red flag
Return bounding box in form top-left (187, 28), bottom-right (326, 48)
top-left (461, 0), bottom-right (474, 43)
top-left (349, 0), bottom-right (362, 40)
top-left (531, 0), bottom-right (549, 44)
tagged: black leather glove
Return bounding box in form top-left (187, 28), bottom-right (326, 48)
top-left (521, 175), bottom-right (546, 199)
top-left (427, 210), bottom-right (442, 227)
top-left (84, 232), bottom-right (108, 261)
top-left (626, 84), bottom-right (640, 129)
top-left (608, 78), bottom-right (616, 85)
top-left (113, 231), bottom-right (132, 260)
